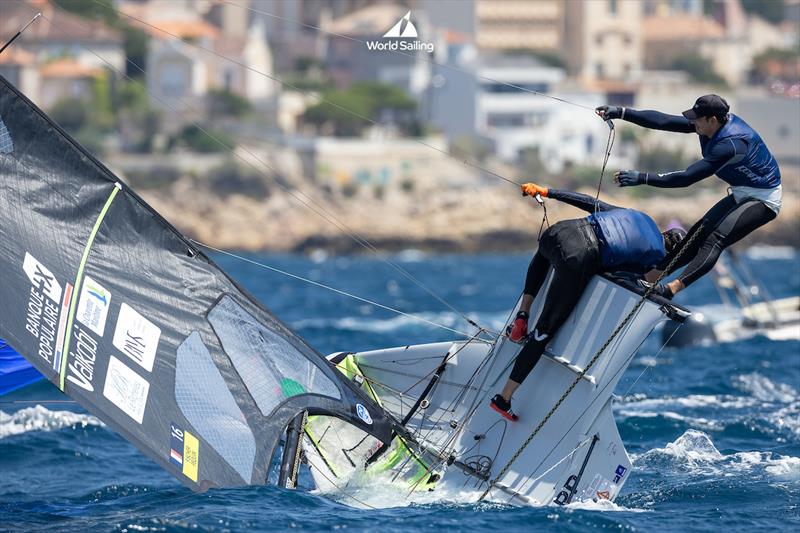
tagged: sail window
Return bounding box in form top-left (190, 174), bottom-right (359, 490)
top-left (208, 295), bottom-right (341, 418)
top-left (0, 117), bottom-right (12, 154)
top-left (175, 331), bottom-right (256, 483)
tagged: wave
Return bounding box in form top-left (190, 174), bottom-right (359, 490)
top-left (733, 372), bottom-right (798, 403)
top-left (0, 405), bottom-right (103, 439)
top-left (634, 429), bottom-right (800, 479)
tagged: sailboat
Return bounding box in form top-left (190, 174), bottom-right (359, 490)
top-left (0, 73), bottom-right (694, 505)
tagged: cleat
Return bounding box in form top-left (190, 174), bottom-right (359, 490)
top-left (508, 311), bottom-right (529, 343)
top-left (490, 394), bottom-right (519, 421)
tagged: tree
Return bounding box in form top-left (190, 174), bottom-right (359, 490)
top-left (302, 82), bottom-right (418, 137)
top-left (669, 54), bottom-right (728, 87)
top-left (207, 89), bottom-right (253, 118)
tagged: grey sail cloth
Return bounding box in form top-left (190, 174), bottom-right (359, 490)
top-left (0, 75), bottom-right (393, 491)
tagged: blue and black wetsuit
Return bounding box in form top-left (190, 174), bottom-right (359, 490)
top-left (510, 189), bottom-right (665, 384)
top-left (619, 109), bottom-right (780, 287)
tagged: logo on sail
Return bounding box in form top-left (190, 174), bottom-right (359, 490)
top-left (383, 11), bottom-right (418, 38)
top-left (356, 403), bottom-right (373, 425)
top-left (76, 276), bottom-right (111, 337)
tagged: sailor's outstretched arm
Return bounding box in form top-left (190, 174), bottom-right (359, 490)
top-left (547, 188), bottom-right (618, 212)
top-left (596, 106), bottom-right (695, 133)
top-left (615, 138), bottom-right (744, 188)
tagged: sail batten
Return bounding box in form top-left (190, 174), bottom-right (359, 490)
top-left (0, 75), bottom-right (393, 491)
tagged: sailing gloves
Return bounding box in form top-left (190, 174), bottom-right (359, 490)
top-left (521, 183), bottom-right (549, 197)
top-left (595, 105), bottom-right (625, 121)
top-left (614, 170), bottom-right (648, 187)
top-left (508, 310), bottom-right (529, 343)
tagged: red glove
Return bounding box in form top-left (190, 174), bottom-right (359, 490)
top-left (521, 183), bottom-right (549, 198)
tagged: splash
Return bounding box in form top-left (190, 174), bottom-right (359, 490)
top-left (0, 405), bottom-right (103, 439)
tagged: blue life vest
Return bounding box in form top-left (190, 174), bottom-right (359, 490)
top-left (700, 114), bottom-right (780, 189)
top-left (589, 209), bottom-right (665, 270)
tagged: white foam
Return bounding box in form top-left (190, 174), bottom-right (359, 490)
top-left (0, 405), bottom-right (103, 439)
top-left (562, 498), bottom-right (648, 513)
top-left (635, 430), bottom-right (800, 479)
top-left (734, 373), bottom-right (797, 403)
top-left (619, 394), bottom-right (760, 410)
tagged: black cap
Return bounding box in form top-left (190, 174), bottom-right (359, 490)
top-left (682, 94), bottom-right (730, 120)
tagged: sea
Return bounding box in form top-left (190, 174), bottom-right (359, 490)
top-left (1, 247), bottom-right (798, 532)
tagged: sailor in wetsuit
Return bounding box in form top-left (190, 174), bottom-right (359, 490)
top-left (489, 183), bottom-right (686, 421)
top-left (596, 95), bottom-right (781, 299)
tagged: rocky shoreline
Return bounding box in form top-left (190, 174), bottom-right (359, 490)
top-left (139, 175), bottom-right (799, 254)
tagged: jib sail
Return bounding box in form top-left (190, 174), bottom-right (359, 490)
top-left (0, 75), bottom-right (393, 491)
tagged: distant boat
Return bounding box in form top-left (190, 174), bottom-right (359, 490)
top-left (0, 338), bottom-right (44, 396)
top-left (662, 251), bottom-right (800, 347)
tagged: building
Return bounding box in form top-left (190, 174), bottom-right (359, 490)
top-left (38, 59), bottom-right (104, 109)
top-left (471, 55), bottom-right (608, 171)
top-left (0, 0), bottom-right (124, 74)
top-left (128, 2), bottom-right (275, 113)
top-left (0, 48), bottom-right (39, 99)
top-left (563, 0), bottom-right (643, 83)
top-left (474, 0), bottom-right (563, 54)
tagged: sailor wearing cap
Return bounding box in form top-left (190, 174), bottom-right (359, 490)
top-left (595, 95), bottom-right (781, 299)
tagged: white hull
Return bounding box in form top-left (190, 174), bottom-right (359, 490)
top-left (303, 274), bottom-right (688, 506)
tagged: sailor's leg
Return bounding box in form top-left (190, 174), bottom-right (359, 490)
top-left (674, 199), bottom-right (776, 292)
top-left (505, 261), bottom-right (594, 396)
top-left (663, 195), bottom-right (737, 277)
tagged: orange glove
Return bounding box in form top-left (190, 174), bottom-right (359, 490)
top-left (521, 183), bottom-right (548, 198)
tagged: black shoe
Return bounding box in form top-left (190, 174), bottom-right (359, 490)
top-left (490, 394), bottom-right (519, 421)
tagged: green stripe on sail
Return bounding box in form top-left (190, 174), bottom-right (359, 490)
top-left (58, 185), bottom-right (121, 391)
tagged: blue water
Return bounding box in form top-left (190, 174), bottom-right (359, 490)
top-left (1, 249), bottom-right (798, 532)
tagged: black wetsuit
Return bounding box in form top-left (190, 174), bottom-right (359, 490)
top-left (509, 190), bottom-right (662, 384)
top-left (620, 109), bottom-right (779, 287)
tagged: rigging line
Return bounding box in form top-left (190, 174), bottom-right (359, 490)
top-left (595, 120), bottom-right (616, 206)
top-left (35, 11), bottom-right (491, 340)
top-left (221, 0), bottom-right (596, 111)
top-left (619, 321), bottom-right (684, 399)
top-left (191, 240), bottom-right (477, 338)
top-left (478, 223), bottom-right (707, 502)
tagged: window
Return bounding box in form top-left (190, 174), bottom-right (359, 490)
top-left (609, 0), bottom-right (618, 16)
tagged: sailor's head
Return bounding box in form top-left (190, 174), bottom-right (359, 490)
top-left (662, 227), bottom-right (687, 254)
top-left (683, 94), bottom-right (729, 136)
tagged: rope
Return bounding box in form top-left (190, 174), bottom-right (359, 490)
top-left (478, 222), bottom-right (706, 501)
top-left (595, 121), bottom-right (616, 207)
top-left (191, 241), bottom-right (484, 340)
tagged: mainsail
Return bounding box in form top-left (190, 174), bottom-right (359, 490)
top-left (0, 75), bottom-right (394, 491)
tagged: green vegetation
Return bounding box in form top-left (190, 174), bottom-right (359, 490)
top-left (303, 82), bottom-right (418, 136)
top-left (49, 71), bottom-right (115, 155)
top-left (740, 0), bottom-right (786, 24)
top-left (703, 0), bottom-right (786, 24)
top-left (751, 47), bottom-right (800, 83)
top-left (208, 89), bottom-right (253, 118)
top-left (116, 81), bottom-right (161, 152)
top-left (637, 145), bottom-right (688, 174)
top-left (170, 125), bottom-right (235, 153)
top-left (669, 54), bottom-right (728, 87)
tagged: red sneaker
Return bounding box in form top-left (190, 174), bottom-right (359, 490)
top-left (490, 394), bottom-right (519, 421)
top-left (508, 311), bottom-right (529, 343)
